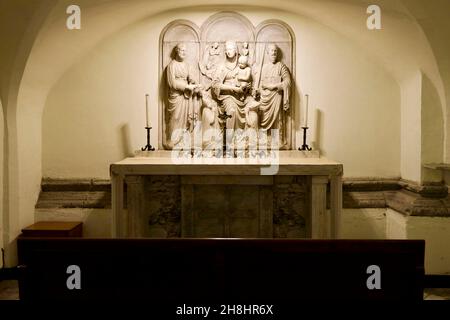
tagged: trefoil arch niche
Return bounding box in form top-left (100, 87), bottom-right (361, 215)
top-left (159, 11), bottom-right (295, 151)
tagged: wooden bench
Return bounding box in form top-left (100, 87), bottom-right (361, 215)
top-left (17, 238), bottom-right (424, 302)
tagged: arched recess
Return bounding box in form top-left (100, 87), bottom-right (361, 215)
top-left (200, 11), bottom-right (255, 44)
top-left (9, 0), bottom-right (447, 243)
top-left (0, 0), bottom-right (444, 272)
top-left (19, 2), bottom-right (441, 165)
top-left (0, 0), bottom-right (57, 267)
top-left (199, 11), bottom-right (256, 76)
top-left (256, 19), bottom-right (295, 149)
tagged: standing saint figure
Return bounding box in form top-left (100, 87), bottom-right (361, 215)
top-left (165, 43), bottom-right (201, 149)
top-left (256, 44), bottom-right (291, 148)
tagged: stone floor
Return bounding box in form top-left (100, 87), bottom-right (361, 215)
top-left (1, 280), bottom-right (449, 301)
top-left (423, 288), bottom-right (450, 300)
top-left (0, 281), bottom-right (19, 300)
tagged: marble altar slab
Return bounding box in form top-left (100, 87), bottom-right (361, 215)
top-left (112, 151), bottom-right (342, 176)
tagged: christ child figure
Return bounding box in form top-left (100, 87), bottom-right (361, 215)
top-left (235, 55), bottom-right (252, 100)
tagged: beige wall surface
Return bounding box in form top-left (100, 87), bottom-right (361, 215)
top-left (422, 74), bottom-right (445, 182)
top-left (340, 208), bottom-right (386, 239)
top-left (42, 8), bottom-right (400, 179)
top-left (400, 71), bottom-right (422, 182)
top-left (387, 209), bottom-right (450, 274)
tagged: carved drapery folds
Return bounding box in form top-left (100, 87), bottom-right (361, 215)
top-left (159, 12), bottom-right (295, 151)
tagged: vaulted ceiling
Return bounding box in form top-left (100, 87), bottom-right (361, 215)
top-left (1, 0), bottom-right (449, 115)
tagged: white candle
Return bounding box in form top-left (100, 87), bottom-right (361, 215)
top-left (304, 94), bottom-right (309, 127)
top-left (145, 94), bottom-right (150, 127)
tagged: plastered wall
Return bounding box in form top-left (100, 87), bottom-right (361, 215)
top-left (42, 8), bottom-right (400, 179)
top-left (387, 209), bottom-right (450, 274)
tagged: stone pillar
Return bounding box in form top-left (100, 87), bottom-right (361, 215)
top-left (111, 172), bottom-right (124, 238)
top-left (330, 173), bottom-right (343, 239)
top-left (125, 176), bottom-right (145, 237)
top-left (308, 176), bottom-right (328, 239)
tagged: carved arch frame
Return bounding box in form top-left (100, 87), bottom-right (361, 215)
top-left (255, 19), bottom-right (296, 150)
top-left (159, 19), bottom-right (200, 149)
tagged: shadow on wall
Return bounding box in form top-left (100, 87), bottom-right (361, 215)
top-left (312, 108), bottom-right (322, 155)
top-left (421, 74), bottom-right (444, 183)
top-left (120, 123), bottom-right (133, 158)
top-left (294, 85), bottom-right (302, 134)
top-left (340, 209), bottom-right (386, 240)
top-left (445, 171), bottom-right (450, 187)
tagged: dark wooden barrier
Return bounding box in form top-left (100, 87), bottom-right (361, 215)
top-left (17, 238), bottom-right (424, 302)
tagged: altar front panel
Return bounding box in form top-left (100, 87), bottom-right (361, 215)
top-left (123, 175), bottom-right (311, 238)
top-left (181, 176), bottom-right (274, 238)
top-left (111, 154), bottom-right (342, 239)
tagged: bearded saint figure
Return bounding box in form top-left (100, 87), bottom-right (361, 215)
top-left (255, 44), bottom-right (291, 148)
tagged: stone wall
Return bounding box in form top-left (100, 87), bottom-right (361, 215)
top-left (38, 176), bottom-right (313, 238)
top-left (37, 178), bottom-right (450, 236)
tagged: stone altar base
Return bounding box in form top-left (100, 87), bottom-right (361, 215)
top-left (125, 175), bottom-right (308, 238)
top-left (111, 151), bottom-right (342, 239)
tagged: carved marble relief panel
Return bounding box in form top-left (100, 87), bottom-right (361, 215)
top-left (125, 175), bottom-right (307, 239)
top-left (159, 12), bottom-right (295, 151)
top-left (273, 176), bottom-right (307, 238)
top-left (192, 185), bottom-right (262, 237)
top-left (126, 176), bottom-right (181, 237)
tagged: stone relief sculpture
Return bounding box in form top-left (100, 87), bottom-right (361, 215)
top-left (199, 42), bottom-right (221, 85)
top-left (236, 55), bottom-right (252, 100)
top-left (160, 12), bottom-right (295, 151)
top-left (256, 44), bottom-right (291, 147)
top-left (211, 40), bottom-right (260, 149)
top-left (241, 42), bottom-right (250, 57)
top-left (165, 43), bottom-right (202, 149)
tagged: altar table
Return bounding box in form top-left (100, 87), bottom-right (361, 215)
top-left (110, 151), bottom-right (343, 239)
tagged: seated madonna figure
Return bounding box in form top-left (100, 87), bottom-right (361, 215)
top-left (211, 41), bottom-right (259, 149)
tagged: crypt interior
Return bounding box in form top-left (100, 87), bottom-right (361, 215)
top-left (0, 0), bottom-right (450, 300)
